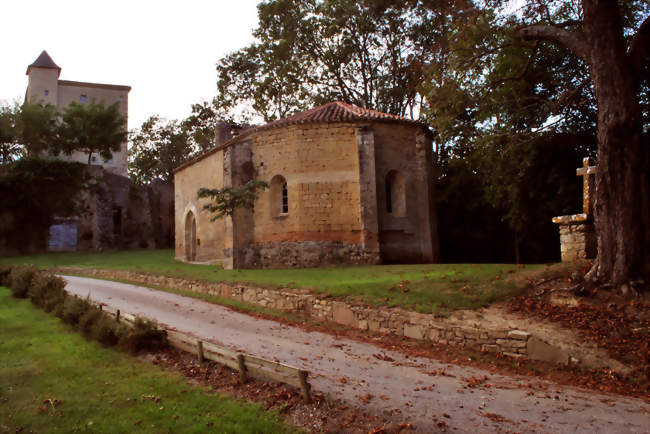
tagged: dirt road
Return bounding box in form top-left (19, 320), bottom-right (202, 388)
top-left (63, 275), bottom-right (650, 433)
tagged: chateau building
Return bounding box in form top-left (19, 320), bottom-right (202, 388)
top-left (174, 102), bottom-right (439, 269)
top-left (25, 50), bottom-right (130, 175)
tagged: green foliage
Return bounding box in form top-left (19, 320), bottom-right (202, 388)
top-left (216, 0), bottom-right (459, 121)
top-left (6, 267), bottom-right (170, 352)
top-left (128, 115), bottom-right (196, 184)
top-left (7, 265), bottom-right (39, 298)
top-left (17, 102), bottom-right (60, 156)
top-left (0, 102), bottom-right (24, 163)
top-left (0, 288), bottom-right (292, 433)
top-left (90, 314), bottom-right (124, 346)
top-left (57, 100), bottom-right (127, 164)
top-left (198, 179), bottom-right (269, 221)
top-left (0, 157), bottom-right (90, 252)
top-left (59, 295), bottom-right (92, 326)
top-left (119, 317), bottom-right (167, 353)
top-left (0, 265), bottom-right (12, 286)
top-left (28, 273), bottom-right (66, 311)
top-left (78, 304), bottom-right (104, 334)
top-left (182, 100), bottom-right (228, 153)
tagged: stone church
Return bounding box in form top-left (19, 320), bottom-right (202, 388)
top-left (174, 102), bottom-right (439, 268)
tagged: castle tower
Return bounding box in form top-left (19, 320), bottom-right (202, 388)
top-left (25, 50), bottom-right (60, 106)
top-left (24, 50), bottom-right (131, 176)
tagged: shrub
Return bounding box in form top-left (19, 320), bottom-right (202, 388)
top-left (90, 315), bottom-right (124, 346)
top-left (8, 265), bottom-right (39, 298)
top-left (78, 306), bottom-right (103, 335)
top-left (59, 296), bottom-right (92, 326)
top-left (0, 265), bottom-right (12, 286)
top-left (119, 317), bottom-right (167, 353)
top-left (29, 273), bottom-right (67, 310)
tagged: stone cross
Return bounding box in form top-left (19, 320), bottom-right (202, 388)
top-left (576, 157), bottom-right (597, 215)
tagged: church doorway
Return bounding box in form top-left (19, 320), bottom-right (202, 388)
top-left (185, 211), bottom-right (197, 261)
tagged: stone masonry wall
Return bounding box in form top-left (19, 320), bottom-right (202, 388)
top-left (558, 222), bottom-right (597, 262)
top-left (240, 240), bottom-right (379, 268)
top-left (62, 268), bottom-right (535, 359)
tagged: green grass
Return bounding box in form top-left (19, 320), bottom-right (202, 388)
top-left (0, 249), bottom-right (545, 313)
top-left (0, 287), bottom-right (294, 433)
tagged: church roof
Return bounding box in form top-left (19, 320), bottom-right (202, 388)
top-left (257, 101), bottom-right (419, 130)
top-left (26, 50), bottom-right (61, 76)
top-left (174, 101), bottom-right (427, 173)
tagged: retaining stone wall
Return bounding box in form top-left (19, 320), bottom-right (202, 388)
top-left (60, 268), bottom-right (540, 359)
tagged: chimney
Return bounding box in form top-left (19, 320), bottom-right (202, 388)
top-left (214, 122), bottom-right (233, 147)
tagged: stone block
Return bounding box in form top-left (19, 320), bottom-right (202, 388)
top-left (502, 351), bottom-right (524, 359)
top-left (404, 323), bottom-right (424, 340)
top-left (368, 320), bottom-right (381, 332)
top-left (507, 330), bottom-right (530, 340)
top-left (358, 320), bottom-right (369, 331)
top-left (332, 302), bottom-right (357, 327)
top-left (526, 337), bottom-right (569, 365)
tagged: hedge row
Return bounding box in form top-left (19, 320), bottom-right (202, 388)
top-left (2, 265), bottom-right (167, 352)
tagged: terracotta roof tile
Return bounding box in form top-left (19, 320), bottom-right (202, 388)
top-left (257, 101), bottom-right (418, 130)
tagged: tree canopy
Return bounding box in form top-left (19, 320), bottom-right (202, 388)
top-left (128, 115), bottom-right (194, 185)
top-left (215, 0), bottom-right (467, 122)
top-left (57, 101), bottom-right (127, 164)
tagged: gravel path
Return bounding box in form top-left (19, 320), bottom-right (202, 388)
top-left (63, 275), bottom-right (650, 433)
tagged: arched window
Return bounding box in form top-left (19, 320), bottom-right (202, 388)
top-left (385, 170), bottom-right (406, 217)
top-left (270, 175), bottom-right (288, 216)
top-left (184, 211), bottom-right (197, 261)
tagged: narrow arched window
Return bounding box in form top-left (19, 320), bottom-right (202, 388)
top-left (385, 170), bottom-right (406, 217)
top-left (281, 181), bottom-right (288, 213)
top-left (270, 175), bottom-right (288, 216)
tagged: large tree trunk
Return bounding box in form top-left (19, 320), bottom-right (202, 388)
top-left (583, 1), bottom-right (647, 285)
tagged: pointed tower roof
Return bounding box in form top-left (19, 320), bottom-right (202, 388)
top-left (26, 50), bottom-right (61, 76)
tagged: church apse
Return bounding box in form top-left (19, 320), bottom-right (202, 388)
top-left (173, 102), bottom-right (438, 269)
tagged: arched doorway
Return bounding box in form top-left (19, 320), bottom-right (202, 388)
top-left (185, 211), bottom-right (197, 261)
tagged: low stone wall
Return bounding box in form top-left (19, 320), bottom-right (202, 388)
top-left (59, 268), bottom-right (569, 363)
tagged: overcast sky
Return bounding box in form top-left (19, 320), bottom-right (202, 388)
top-left (0, 0), bottom-right (260, 129)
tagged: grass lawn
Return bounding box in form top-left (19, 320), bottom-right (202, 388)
top-left (0, 287), bottom-right (293, 433)
top-left (0, 249), bottom-right (546, 313)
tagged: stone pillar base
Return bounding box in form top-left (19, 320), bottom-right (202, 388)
top-left (558, 222), bottom-right (597, 262)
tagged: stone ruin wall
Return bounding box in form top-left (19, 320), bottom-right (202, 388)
top-left (76, 168), bottom-right (174, 251)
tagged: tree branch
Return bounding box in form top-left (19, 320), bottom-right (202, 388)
top-left (520, 25), bottom-right (590, 64)
top-left (628, 15), bottom-right (650, 80)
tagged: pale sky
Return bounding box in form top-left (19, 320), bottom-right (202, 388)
top-left (0, 0), bottom-right (260, 130)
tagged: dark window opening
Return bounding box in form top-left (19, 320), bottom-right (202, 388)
top-left (281, 181), bottom-right (288, 213)
top-left (112, 207), bottom-right (122, 236)
top-left (80, 94), bottom-right (87, 103)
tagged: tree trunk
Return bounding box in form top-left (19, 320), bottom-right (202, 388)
top-left (584, 1), bottom-right (647, 285)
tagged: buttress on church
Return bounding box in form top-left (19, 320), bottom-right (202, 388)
top-left (174, 102), bottom-right (439, 269)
